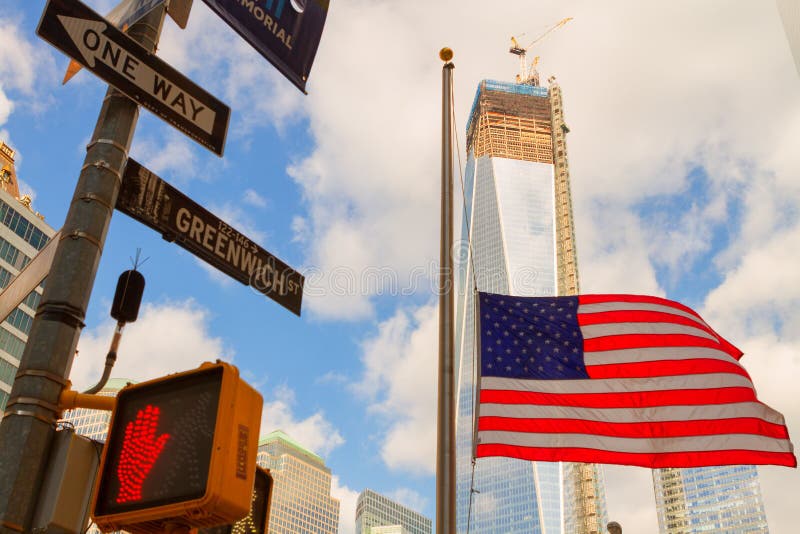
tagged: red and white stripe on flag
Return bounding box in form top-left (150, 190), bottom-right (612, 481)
top-left (476, 293), bottom-right (797, 468)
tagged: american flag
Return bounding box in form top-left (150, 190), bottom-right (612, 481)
top-left (476, 291), bottom-right (796, 468)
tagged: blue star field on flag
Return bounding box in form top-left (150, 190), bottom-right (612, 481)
top-left (479, 293), bottom-right (589, 380)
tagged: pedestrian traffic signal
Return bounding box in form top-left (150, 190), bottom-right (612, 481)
top-left (195, 467), bottom-right (273, 534)
top-left (91, 361), bottom-right (263, 533)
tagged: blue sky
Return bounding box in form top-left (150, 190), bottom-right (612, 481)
top-left (2, 1), bottom-right (800, 532)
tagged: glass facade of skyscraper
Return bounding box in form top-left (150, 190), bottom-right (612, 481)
top-left (455, 80), bottom-right (607, 533)
top-left (355, 489), bottom-right (431, 534)
top-left (653, 466), bottom-right (769, 533)
top-left (257, 430), bottom-right (340, 534)
top-left (455, 150), bottom-right (563, 534)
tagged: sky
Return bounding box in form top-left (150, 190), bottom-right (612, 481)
top-left (1, 1), bottom-right (799, 532)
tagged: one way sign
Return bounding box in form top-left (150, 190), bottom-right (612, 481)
top-left (37, 0), bottom-right (230, 156)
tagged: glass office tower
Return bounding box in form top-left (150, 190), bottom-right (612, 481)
top-left (454, 79), bottom-right (607, 533)
top-left (653, 466), bottom-right (769, 533)
top-left (355, 489), bottom-right (432, 534)
top-left (0, 140), bottom-right (55, 419)
top-left (257, 430), bottom-right (341, 533)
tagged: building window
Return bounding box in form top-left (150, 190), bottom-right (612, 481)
top-left (0, 326), bottom-right (25, 359)
top-left (6, 308), bottom-right (33, 335)
top-left (0, 267), bottom-right (11, 289)
top-left (0, 358), bottom-right (16, 386)
top-left (0, 199), bottom-right (50, 251)
top-left (21, 289), bottom-right (41, 311)
top-left (0, 237), bottom-right (29, 270)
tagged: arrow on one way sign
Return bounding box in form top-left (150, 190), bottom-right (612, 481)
top-left (59, 16), bottom-right (214, 134)
top-left (63, 0), bottom-right (194, 84)
top-left (37, 0), bottom-right (229, 156)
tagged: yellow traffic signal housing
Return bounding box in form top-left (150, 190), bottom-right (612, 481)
top-left (91, 361), bottom-right (263, 533)
top-left (195, 467), bottom-right (273, 534)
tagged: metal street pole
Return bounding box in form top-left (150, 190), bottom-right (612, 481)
top-left (0, 5), bottom-right (167, 531)
top-left (437, 47), bottom-right (456, 534)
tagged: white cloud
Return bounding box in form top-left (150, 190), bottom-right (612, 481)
top-left (331, 475), bottom-right (359, 534)
top-left (700, 219), bottom-right (800, 532)
top-left (260, 384), bottom-right (344, 458)
top-left (72, 300), bottom-right (230, 389)
top-left (575, 203), bottom-right (663, 295)
top-left (243, 188), bottom-right (268, 208)
top-left (0, 16), bottom-right (55, 96)
top-left (0, 84), bottom-right (13, 127)
top-left (705, 225), bottom-right (800, 332)
top-left (0, 9), bottom-right (57, 202)
top-left (281, 0), bottom-right (800, 320)
top-left (0, 13), bottom-right (57, 129)
top-left (131, 132), bottom-right (199, 183)
top-left (355, 303), bottom-right (438, 475)
top-left (737, 335), bottom-right (800, 533)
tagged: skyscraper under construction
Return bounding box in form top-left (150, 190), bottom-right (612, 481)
top-left (454, 72), bottom-right (608, 532)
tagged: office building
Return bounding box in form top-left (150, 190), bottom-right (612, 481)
top-left (257, 430), bottom-right (340, 533)
top-left (355, 488), bottom-right (431, 534)
top-left (454, 77), bottom-right (607, 533)
top-left (0, 140), bottom-right (56, 417)
top-left (653, 466), bottom-right (769, 533)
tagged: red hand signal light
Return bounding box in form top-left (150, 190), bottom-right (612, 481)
top-left (116, 405), bottom-right (170, 504)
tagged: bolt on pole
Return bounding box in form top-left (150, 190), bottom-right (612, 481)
top-left (0, 5), bottom-right (167, 531)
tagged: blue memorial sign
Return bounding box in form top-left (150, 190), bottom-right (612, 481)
top-left (201, 0), bottom-right (329, 93)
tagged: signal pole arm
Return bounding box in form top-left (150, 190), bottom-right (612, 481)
top-left (58, 387), bottom-right (117, 412)
top-left (0, 5), bottom-right (168, 531)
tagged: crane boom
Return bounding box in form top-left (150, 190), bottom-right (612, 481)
top-left (509, 17), bottom-right (572, 85)
top-left (525, 17), bottom-right (573, 50)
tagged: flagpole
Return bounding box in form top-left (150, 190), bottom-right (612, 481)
top-left (437, 47), bottom-right (456, 534)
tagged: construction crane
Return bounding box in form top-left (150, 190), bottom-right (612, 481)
top-left (510, 17), bottom-right (572, 85)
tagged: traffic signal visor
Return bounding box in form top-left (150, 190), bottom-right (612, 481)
top-left (91, 361), bottom-right (263, 533)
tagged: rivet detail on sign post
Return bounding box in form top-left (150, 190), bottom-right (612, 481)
top-left (81, 160), bottom-right (121, 178)
top-left (66, 231), bottom-right (104, 251)
top-left (79, 193), bottom-right (113, 210)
